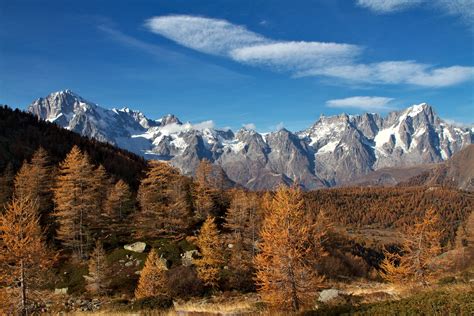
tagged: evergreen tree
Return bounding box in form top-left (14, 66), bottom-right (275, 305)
top-left (103, 179), bottom-right (135, 243)
top-left (380, 209), bottom-right (443, 284)
top-left (0, 163), bottom-right (15, 212)
top-left (134, 161), bottom-right (192, 240)
top-left (194, 216), bottom-right (224, 289)
top-left (85, 240), bottom-right (109, 295)
top-left (0, 196), bottom-right (54, 315)
top-left (135, 248), bottom-right (168, 299)
top-left (254, 186), bottom-right (324, 311)
top-left (53, 146), bottom-right (103, 258)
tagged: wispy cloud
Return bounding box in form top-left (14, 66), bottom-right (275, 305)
top-left (276, 122), bottom-right (285, 130)
top-left (243, 123), bottom-right (256, 130)
top-left (356, 0), bottom-right (474, 28)
top-left (97, 23), bottom-right (186, 62)
top-left (145, 15), bottom-right (267, 56)
top-left (356, 0), bottom-right (423, 13)
top-left (306, 61), bottom-right (474, 87)
top-left (145, 15), bottom-right (474, 88)
top-left (326, 96), bottom-right (395, 111)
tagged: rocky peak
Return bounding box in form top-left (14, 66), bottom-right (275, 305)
top-left (159, 114), bottom-right (182, 126)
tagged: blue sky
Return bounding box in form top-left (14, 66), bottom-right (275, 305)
top-left (0, 0), bottom-right (473, 131)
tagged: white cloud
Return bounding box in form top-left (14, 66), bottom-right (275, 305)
top-left (243, 123), bottom-right (256, 130)
top-left (356, 0), bottom-right (423, 13)
top-left (230, 41), bottom-right (360, 72)
top-left (145, 15), bottom-right (474, 88)
top-left (326, 96), bottom-right (395, 111)
top-left (145, 15), bottom-right (267, 56)
top-left (435, 0), bottom-right (474, 26)
top-left (159, 120), bottom-right (215, 135)
top-left (192, 120), bottom-right (215, 130)
top-left (307, 61), bottom-right (474, 87)
top-left (357, 0), bottom-right (474, 28)
top-left (276, 122), bottom-right (285, 130)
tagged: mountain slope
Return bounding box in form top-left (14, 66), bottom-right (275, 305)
top-left (27, 90), bottom-right (473, 189)
top-left (402, 144), bottom-right (474, 191)
top-left (0, 105), bottom-right (147, 189)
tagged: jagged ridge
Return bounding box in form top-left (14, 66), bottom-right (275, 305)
top-left (27, 90), bottom-right (473, 189)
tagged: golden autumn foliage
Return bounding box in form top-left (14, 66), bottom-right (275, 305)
top-left (254, 186), bottom-right (324, 311)
top-left (194, 216), bottom-right (224, 289)
top-left (85, 240), bottom-right (110, 295)
top-left (0, 196), bottom-right (54, 314)
top-left (224, 189), bottom-right (263, 289)
top-left (135, 161), bottom-right (192, 240)
top-left (380, 209), bottom-right (443, 284)
top-left (103, 179), bottom-right (135, 243)
top-left (53, 146), bottom-right (105, 258)
top-left (13, 148), bottom-right (54, 237)
top-left (135, 248), bottom-right (168, 299)
top-left (305, 186), bottom-right (472, 244)
top-left (193, 159), bottom-right (229, 221)
top-left (454, 209), bottom-right (474, 269)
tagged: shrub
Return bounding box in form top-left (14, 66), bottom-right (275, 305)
top-left (166, 266), bottom-right (205, 298)
top-left (132, 296), bottom-right (173, 310)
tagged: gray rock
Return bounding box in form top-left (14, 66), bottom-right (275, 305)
top-left (318, 289), bottom-right (342, 303)
top-left (181, 249), bottom-right (199, 267)
top-left (124, 242), bottom-right (146, 253)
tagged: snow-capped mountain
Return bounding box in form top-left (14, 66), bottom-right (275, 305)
top-left (27, 90), bottom-right (473, 189)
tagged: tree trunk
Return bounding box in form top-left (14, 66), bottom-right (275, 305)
top-left (20, 259), bottom-right (27, 316)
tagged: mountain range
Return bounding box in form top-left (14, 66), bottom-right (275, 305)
top-left (27, 90), bottom-right (473, 189)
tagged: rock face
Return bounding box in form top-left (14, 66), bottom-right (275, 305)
top-left (28, 90), bottom-right (473, 189)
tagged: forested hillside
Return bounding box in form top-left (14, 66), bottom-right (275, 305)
top-left (0, 105), bottom-right (147, 188)
top-left (0, 113), bottom-right (473, 314)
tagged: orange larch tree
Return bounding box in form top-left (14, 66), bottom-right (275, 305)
top-left (53, 146), bottom-right (104, 258)
top-left (224, 189), bottom-right (262, 289)
top-left (0, 196), bottom-right (54, 315)
top-left (380, 208), bottom-right (443, 284)
top-left (254, 186), bottom-right (324, 311)
top-left (194, 216), bottom-right (224, 289)
top-left (13, 148), bottom-right (54, 236)
top-left (103, 179), bottom-right (135, 243)
top-left (85, 240), bottom-right (110, 295)
top-left (135, 248), bottom-right (168, 299)
top-left (134, 161), bottom-right (192, 240)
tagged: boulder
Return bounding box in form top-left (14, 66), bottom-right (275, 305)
top-left (124, 242), bottom-right (146, 253)
top-left (54, 288), bottom-right (68, 295)
top-left (181, 249), bottom-right (199, 267)
top-left (318, 289), bottom-right (342, 303)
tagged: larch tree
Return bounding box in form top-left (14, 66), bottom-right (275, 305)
top-left (224, 189), bottom-right (262, 289)
top-left (194, 216), bottom-right (224, 289)
top-left (103, 179), bottom-right (135, 243)
top-left (135, 248), bottom-right (168, 299)
top-left (380, 208), bottom-right (443, 284)
top-left (85, 240), bottom-right (109, 295)
top-left (14, 148), bottom-right (54, 235)
top-left (0, 163), bottom-right (14, 212)
top-left (254, 186), bottom-right (324, 311)
top-left (193, 159), bottom-right (220, 221)
top-left (134, 161), bottom-right (192, 240)
top-left (54, 146), bottom-right (104, 258)
top-left (454, 210), bottom-right (474, 269)
top-left (0, 196), bottom-right (54, 315)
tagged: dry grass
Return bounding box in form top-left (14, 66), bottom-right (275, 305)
top-left (173, 293), bottom-right (259, 315)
